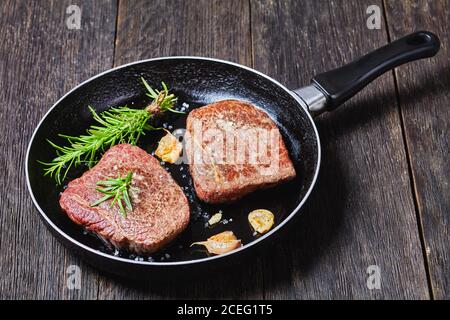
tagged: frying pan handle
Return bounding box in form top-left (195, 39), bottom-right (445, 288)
top-left (294, 31), bottom-right (440, 116)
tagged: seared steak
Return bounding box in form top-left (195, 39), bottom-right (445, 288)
top-left (185, 100), bottom-right (296, 203)
top-left (60, 144), bottom-right (190, 254)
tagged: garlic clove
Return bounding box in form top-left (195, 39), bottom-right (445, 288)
top-left (191, 231), bottom-right (242, 255)
top-left (155, 131), bottom-right (182, 164)
top-left (248, 209), bottom-right (275, 234)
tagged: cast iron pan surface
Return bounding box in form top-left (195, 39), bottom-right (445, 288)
top-left (26, 58), bottom-right (320, 277)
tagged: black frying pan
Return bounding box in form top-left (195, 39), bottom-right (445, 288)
top-left (26, 31), bottom-right (439, 279)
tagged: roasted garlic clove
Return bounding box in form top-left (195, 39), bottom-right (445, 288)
top-left (155, 130), bottom-right (182, 163)
top-left (192, 231), bottom-right (242, 255)
top-left (208, 212), bottom-right (222, 225)
top-left (248, 209), bottom-right (274, 234)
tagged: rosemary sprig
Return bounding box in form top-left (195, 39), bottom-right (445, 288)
top-left (91, 172), bottom-right (134, 218)
top-left (40, 106), bottom-right (154, 185)
top-left (141, 77), bottom-right (182, 114)
top-left (40, 79), bottom-right (181, 185)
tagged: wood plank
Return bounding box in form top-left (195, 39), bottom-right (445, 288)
top-left (113, 0), bottom-right (251, 65)
top-left (96, 0), bottom-right (261, 299)
top-left (251, 0), bottom-right (430, 299)
top-left (0, 0), bottom-right (117, 299)
top-left (384, 0), bottom-right (450, 300)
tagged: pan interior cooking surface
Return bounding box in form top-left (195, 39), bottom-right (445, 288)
top-left (27, 58), bottom-right (319, 263)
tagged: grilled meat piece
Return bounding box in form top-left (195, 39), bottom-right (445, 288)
top-left (185, 100), bottom-right (296, 203)
top-left (60, 144), bottom-right (190, 254)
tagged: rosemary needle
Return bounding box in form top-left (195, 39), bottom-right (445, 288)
top-left (91, 172), bottom-right (134, 218)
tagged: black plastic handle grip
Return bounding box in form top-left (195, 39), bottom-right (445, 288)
top-left (312, 31), bottom-right (440, 110)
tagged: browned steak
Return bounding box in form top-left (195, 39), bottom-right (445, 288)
top-left (185, 100), bottom-right (296, 203)
top-left (59, 144), bottom-right (190, 254)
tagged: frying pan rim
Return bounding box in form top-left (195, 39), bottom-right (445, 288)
top-left (25, 56), bottom-right (321, 266)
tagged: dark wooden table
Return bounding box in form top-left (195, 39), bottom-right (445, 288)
top-left (0, 0), bottom-right (448, 300)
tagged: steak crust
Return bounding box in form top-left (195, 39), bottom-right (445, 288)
top-left (59, 144), bottom-right (190, 254)
top-left (185, 100), bottom-right (296, 203)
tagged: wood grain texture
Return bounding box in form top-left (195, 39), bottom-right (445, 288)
top-left (96, 0), bottom-right (261, 299)
top-left (251, 0), bottom-right (429, 299)
top-left (0, 0), bottom-right (117, 299)
top-left (113, 0), bottom-right (251, 66)
top-left (385, 0), bottom-right (450, 300)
